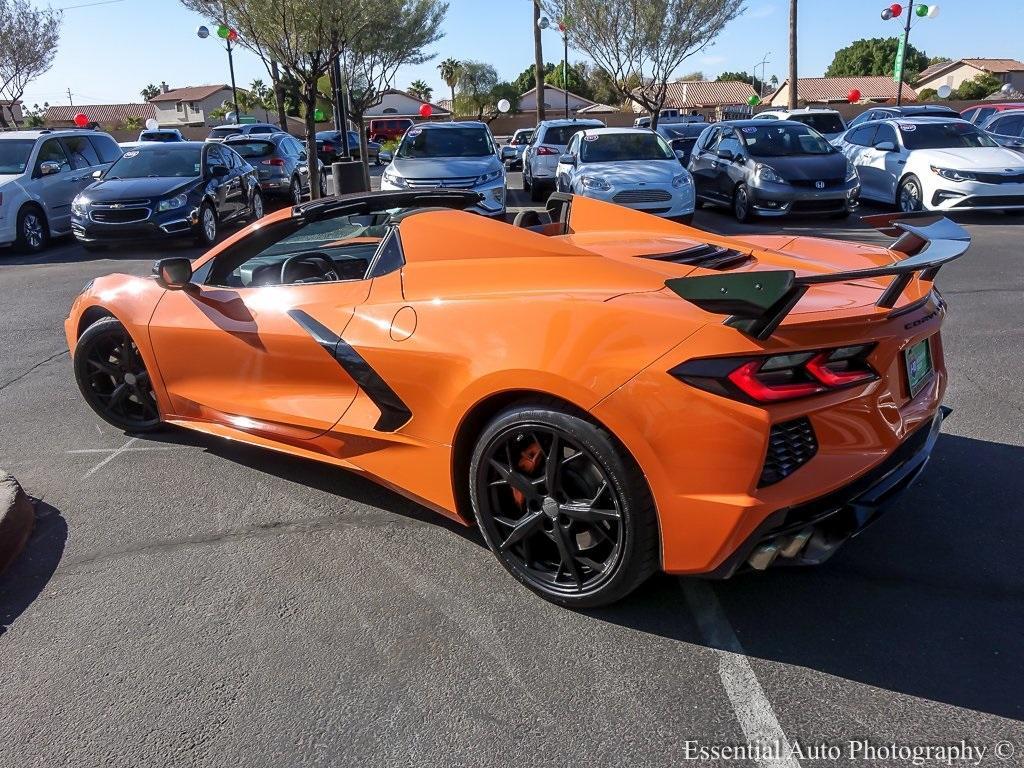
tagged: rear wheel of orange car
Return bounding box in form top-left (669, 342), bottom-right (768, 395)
top-left (470, 404), bottom-right (659, 608)
top-left (74, 317), bottom-right (161, 433)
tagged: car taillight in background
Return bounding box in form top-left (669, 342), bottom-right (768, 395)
top-left (322, 142), bottom-right (335, 153)
top-left (670, 344), bottom-right (877, 403)
top-left (262, 157), bottom-right (285, 166)
top-left (536, 146), bottom-right (560, 156)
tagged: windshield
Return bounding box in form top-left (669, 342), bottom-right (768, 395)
top-left (580, 133), bottom-right (674, 163)
top-left (511, 130), bottom-right (534, 145)
top-left (228, 140), bottom-right (276, 158)
top-left (659, 125), bottom-right (707, 139)
top-left (543, 124), bottom-right (601, 145)
top-left (739, 124), bottom-right (834, 156)
top-left (899, 122), bottom-right (999, 150)
top-left (0, 140), bottom-right (35, 174)
top-left (105, 147), bottom-right (202, 178)
top-left (397, 127), bottom-right (495, 158)
top-left (210, 127), bottom-right (241, 138)
top-left (789, 113), bottom-right (845, 134)
top-left (140, 132), bottom-right (178, 142)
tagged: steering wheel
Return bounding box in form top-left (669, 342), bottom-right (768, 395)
top-left (280, 252), bottom-right (340, 284)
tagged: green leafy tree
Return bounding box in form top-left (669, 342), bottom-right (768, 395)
top-left (407, 78), bottom-right (433, 102)
top-left (541, 0), bottom-right (746, 129)
top-left (676, 70), bottom-right (706, 82)
top-left (438, 57), bottom-right (461, 118)
top-left (917, 87), bottom-right (937, 101)
top-left (487, 81), bottom-right (520, 120)
top-left (247, 78), bottom-right (275, 110)
top-left (717, 70), bottom-right (768, 95)
top-left (927, 55), bottom-right (951, 66)
top-left (825, 37), bottom-right (929, 82)
top-left (22, 100), bottom-right (46, 127)
top-left (513, 62), bottom-right (555, 94)
top-left (140, 83), bottom-right (161, 101)
top-left (545, 61), bottom-right (593, 99)
top-left (455, 59), bottom-right (498, 119)
top-left (954, 73), bottom-right (1002, 101)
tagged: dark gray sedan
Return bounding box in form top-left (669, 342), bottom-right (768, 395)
top-left (688, 120), bottom-right (860, 222)
top-left (224, 132), bottom-right (326, 204)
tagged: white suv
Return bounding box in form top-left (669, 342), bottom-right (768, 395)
top-left (0, 129), bottom-right (122, 253)
top-left (756, 108), bottom-right (847, 142)
top-left (523, 118), bottom-right (605, 201)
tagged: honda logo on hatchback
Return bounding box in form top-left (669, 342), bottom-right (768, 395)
top-left (815, 180), bottom-right (825, 189)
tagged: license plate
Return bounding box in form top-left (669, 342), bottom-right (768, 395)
top-left (904, 337), bottom-right (933, 398)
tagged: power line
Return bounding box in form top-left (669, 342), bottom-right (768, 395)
top-left (56, 0), bottom-right (125, 11)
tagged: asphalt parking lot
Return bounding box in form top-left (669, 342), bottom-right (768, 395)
top-left (1, 172), bottom-right (1022, 767)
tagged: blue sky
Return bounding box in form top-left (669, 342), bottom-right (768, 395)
top-left (23, 0), bottom-right (1024, 109)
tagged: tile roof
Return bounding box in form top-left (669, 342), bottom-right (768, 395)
top-left (962, 58), bottom-right (1024, 73)
top-left (770, 76), bottom-right (917, 103)
top-left (149, 85), bottom-right (231, 103)
top-left (44, 103), bottom-right (156, 124)
top-left (916, 61), bottom-right (953, 83)
top-left (661, 80), bottom-right (757, 107)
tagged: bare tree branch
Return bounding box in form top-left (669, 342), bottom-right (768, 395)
top-left (0, 0), bottom-right (61, 128)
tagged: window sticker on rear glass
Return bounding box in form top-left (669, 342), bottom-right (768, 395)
top-left (741, 126), bottom-right (757, 133)
top-left (583, 134), bottom-right (599, 141)
top-left (899, 123), bottom-right (917, 131)
top-left (407, 128), bottom-right (422, 137)
top-left (123, 150), bottom-right (139, 157)
top-left (194, 164), bottom-right (201, 173)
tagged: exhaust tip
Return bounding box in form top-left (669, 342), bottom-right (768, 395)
top-left (747, 542), bottom-right (780, 571)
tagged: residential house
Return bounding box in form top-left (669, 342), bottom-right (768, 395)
top-left (764, 76), bottom-right (917, 107)
top-left (149, 83), bottom-right (239, 127)
top-left (43, 103), bottom-right (155, 128)
top-left (915, 58), bottom-right (1024, 94)
top-left (363, 89), bottom-right (450, 118)
top-left (632, 80), bottom-right (758, 121)
top-left (519, 85), bottom-right (595, 115)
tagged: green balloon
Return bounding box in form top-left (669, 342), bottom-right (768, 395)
top-left (313, 108), bottom-right (325, 122)
top-left (747, 95), bottom-right (761, 106)
top-left (217, 24), bottom-right (230, 38)
top-left (915, 3), bottom-right (929, 16)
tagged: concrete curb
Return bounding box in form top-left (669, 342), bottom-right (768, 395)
top-left (0, 472), bottom-right (34, 574)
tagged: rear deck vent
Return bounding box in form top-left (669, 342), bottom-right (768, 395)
top-left (644, 243), bottom-right (752, 270)
top-left (759, 417), bottom-right (818, 487)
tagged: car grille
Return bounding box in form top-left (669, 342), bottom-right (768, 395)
top-left (788, 178), bottom-right (845, 188)
top-left (613, 188), bottom-right (673, 204)
top-left (90, 207), bottom-right (151, 224)
top-left (759, 417), bottom-right (818, 487)
top-left (403, 176), bottom-right (478, 189)
top-left (972, 171), bottom-right (1024, 184)
top-left (790, 199), bottom-right (847, 212)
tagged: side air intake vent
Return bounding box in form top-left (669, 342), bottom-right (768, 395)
top-left (643, 243), bottom-right (752, 270)
top-left (759, 417), bottom-right (818, 487)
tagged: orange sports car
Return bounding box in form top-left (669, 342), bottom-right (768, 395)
top-left (66, 191), bottom-right (967, 606)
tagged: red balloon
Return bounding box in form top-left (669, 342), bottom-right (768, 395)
top-left (848, 89), bottom-right (861, 103)
top-left (227, 28), bottom-right (238, 42)
top-left (419, 103), bottom-right (432, 118)
top-left (73, 112), bottom-right (89, 127)
top-left (889, 3), bottom-right (902, 16)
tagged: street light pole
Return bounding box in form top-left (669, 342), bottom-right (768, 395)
top-left (225, 35), bottom-right (240, 119)
top-left (562, 26), bottom-right (569, 119)
top-left (896, 5), bottom-right (912, 106)
top-left (881, 4), bottom-right (940, 108)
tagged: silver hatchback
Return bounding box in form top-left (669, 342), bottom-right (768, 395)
top-left (523, 118), bottom-right (605, 202)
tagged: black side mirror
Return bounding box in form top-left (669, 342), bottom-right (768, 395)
top-left (559, 153), bottom-right (576, 166)
top-left (153, 257), bottom-right (193, 289)
top-left (716, 148), bottom-right (735, 161)
top-left (210, 165), bottom-right (229, 178)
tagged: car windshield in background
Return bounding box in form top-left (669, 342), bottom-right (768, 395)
top-left (580, 133), bottom-right (673, 163)
top-left (0, 140), bottom-right (35, 174)
top-left (543, 126), bottom-right (593, 145)
top-left (740, 124), bottom-right (834, 156)
top-left (512, 131), bottom-right (534, 145)
top-left (210, 127), bottom-right (241, 139)
top-left (140, 132), bottom-right (178, 142)
top-left (659, 125), bottom-right (707, 139)
top-left (899, 122), bottom-right (999, 150)
top-left (229, 141), bottom-right (276, 158)
top-left (397, 127), bottom-right (494, 158)
top-left (790, 114), bottom-right (845, 134)
top-left (105, 147), bottom-right (202, 178)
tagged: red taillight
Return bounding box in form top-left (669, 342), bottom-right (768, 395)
top-left (323, 142), bottom-right (334, 152)
top-left (671, 344), bottom-right (877, 404)
top-left (262, 157), bottom-right (285, 166)
top-left (536, 145), bottom-right (559, 155)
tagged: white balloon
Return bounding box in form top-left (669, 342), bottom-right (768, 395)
top-left (926, 5), bottom-right (939, 17)
top-left (1001, 83), bottom-right (1014, 95)
top-left (196, 24), bottom-right (210, 39)
top-left (936, 84), bottom-right (952, 98)
top-left (145, 118), bottom-right (159, 130)
top-left (497, 98), bottom-right (511, 113)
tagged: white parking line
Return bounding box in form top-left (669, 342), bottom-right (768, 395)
top-left (81, 437), bottom-right (139, 478)
top-left (681, 579), bottom-right (801, 768)
top-left (68, 445), bottom-right (190, 454)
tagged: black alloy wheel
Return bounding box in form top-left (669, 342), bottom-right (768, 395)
top-left (250, 189), bottom-right (265, 222)
top-left (15, 205), bottom-right (48, 253)
top-left (733, 183), bottom-right (752, 223)
top-left (73, 317), bottom-right (160, 432)
top-left (470, 404), bottom-right (658, 607)
top-left (291, 177), bottom-right (303, 205)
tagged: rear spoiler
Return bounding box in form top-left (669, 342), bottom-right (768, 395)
top-left (664, 213), bottom-right (970, 340)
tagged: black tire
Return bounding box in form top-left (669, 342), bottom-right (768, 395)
top-left (74, 317), bottom-right (161, 433)
top-left (469, 402), bottom-right (659, 608)
top-left (194, 202), bottom-right (218, 247)
top-left (897, 174), bottom-right (924, 213)
top-left (530, 179), bottom-right (545, 203)
top-left (82, 242), bottom-right (108, 252)
top-left (522, 167), bottom-right (532, 192)
top-left (15, 205), bottom-right (48, 254)
top-left (733, 183), bottom-right (753, 223)
top-left (830, 209), bottom-right (853, 219)
top-left (249, 189), bottom-right (265, 222)
top-left (291, 177), bottom-right (303, 205)
top-left (319, 170), bottom-right (330, 198)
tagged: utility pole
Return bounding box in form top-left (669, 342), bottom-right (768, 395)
top-left (896, 5), bottom-right (913, 106)
top-left (66, 88), bottom-right (73, 105)
top-left (754, 53), bottom-right (770, 98)
top-left (533, 0), bottom-right (545, 124)
top-left (562, 24), bottom-right (569, 119)
top-left (787, 0), bottom-right (798, 109)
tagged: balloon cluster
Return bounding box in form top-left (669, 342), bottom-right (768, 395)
top-left (216, 24), bottom-right (238, 42)
top-left (881, 3), bottom-right (938, 20)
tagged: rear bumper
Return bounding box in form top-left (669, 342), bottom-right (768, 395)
top-left (705, 404), bottom-right (950, 578)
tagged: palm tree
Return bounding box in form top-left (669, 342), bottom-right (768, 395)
top-left (788, 0), bottom-right (798, 109)
top-left (408, 79), bottom-right (433, 103)
top-left (438, 58), bottom-right (461, 120)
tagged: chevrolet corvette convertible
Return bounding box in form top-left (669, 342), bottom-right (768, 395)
top-left (66, 190), bottom-right (967, 606)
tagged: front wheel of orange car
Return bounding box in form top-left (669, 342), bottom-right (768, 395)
top-left (74, 317), bottom-right (161, 433)
top-left (469, 404), bottom-right (659, 608)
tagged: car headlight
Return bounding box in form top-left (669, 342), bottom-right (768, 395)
top-left (72, 196), bottom-right (89, 216)
top-left (845, 160), bottom-right (859, 182)
top-left (475, 169), bottom-right (503, 185)
top-left (157, 193), bottom-right (188, 212)
top-left (755, 163), bottom-right (787, 184)
top-left (672, 172), bottom-right (692, 189)
top-left (580, 175), bottom-right (611, 191)
top-left (382, 167), bottom-right (408, 188)
top-left (930, 165), bottom-right (976, 182)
